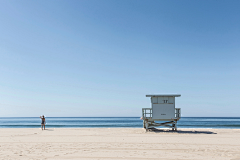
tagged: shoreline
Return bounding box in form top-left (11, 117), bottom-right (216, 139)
top-left (1, 127), bottom-right (240, 129)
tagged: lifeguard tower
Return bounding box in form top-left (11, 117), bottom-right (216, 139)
top-left (142, 94), bottom-right (181, 131)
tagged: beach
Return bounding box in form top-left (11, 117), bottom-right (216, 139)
top-left (0, 128), bottom-right (240, 160)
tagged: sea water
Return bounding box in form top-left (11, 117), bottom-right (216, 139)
top-left (0, 117), bottom-right (240, 128)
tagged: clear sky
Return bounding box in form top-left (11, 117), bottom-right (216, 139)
top-left (0, 0), bottom-right (240, 117)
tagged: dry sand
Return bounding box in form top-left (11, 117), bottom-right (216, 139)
top-left (0, 128), bottom-right (240, 160)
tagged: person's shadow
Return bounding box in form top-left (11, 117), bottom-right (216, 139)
top-left (146, 128), bottom-right (217, 134)
top-left (44, 129), bottom-right (55, 131)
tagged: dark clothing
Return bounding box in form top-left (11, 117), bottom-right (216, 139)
top-left (41, 118), bottom-right (45, 125)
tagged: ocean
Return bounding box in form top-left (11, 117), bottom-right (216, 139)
top-left (0, 117), bottom-right (240, 129)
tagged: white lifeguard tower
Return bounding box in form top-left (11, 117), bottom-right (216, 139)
top-left (142, 94), bottom-right (181, 131)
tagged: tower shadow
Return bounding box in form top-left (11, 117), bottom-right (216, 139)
top-left (146, 128), bottom-right (217, 134)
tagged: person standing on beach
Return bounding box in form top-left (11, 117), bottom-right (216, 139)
top-left (40, 115), bottom-right (46, 130)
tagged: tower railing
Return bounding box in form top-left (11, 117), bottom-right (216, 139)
top-left (142, 108), bottom-right (152, 119)
top-left (142, 108), bottom-right (181, 119)
top-left (175, 108), bottom-right (181, 118)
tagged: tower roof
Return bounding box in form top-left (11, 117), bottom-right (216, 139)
top-left (146, 94), bottom-right (181, 97)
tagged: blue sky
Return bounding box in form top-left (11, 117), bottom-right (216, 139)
top-left (0, 0), bottom-right (240, 117)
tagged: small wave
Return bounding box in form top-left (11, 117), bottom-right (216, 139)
top-left (1, 117), bottom-right (240, 129)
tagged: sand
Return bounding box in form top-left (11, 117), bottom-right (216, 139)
top-left (0, 128), bottom-right (240, 160)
